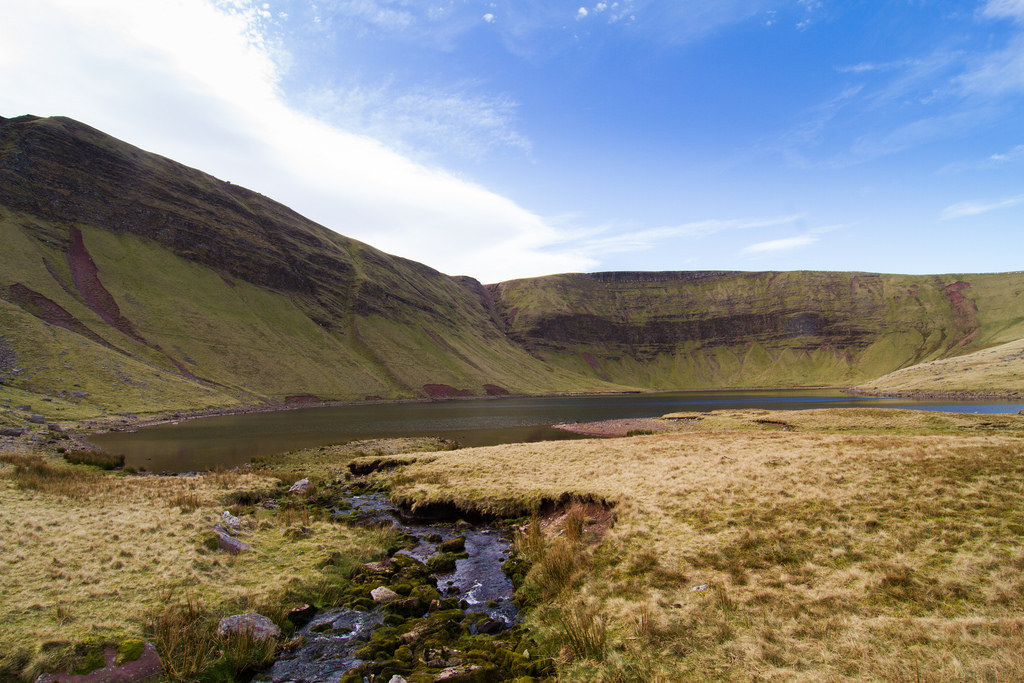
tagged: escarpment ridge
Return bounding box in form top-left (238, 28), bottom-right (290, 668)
top-left (1, 114), bottom-right (1022, 416)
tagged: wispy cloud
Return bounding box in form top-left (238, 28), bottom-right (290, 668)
top-left (299, 80), bottom-right (531, 161)
top-left (941, 193), bottom-right (1024, 219)
top-left (940, 143), bottom-right (1024, 173)
top-left (743, 235), bottom-right (817, 254)
top-left (741, 223), bottom-right (842, 256)
top-left (574, 214), bottom-right (807, 257)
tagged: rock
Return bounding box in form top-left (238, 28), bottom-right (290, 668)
top-left (69, 391), bottom-right (89, 398)
top-left (474, 617), bottom-right (506, 635)
top-left (388, 676), bottom-right (408, 683)
top-left (28, 413), bottom-right (45, 424)
top-left (370, 586), bottom-right (400, 603)
top-left (214, 528), bottom-right (252, 554)
top-left (434, 665), bottom-right (492, 682)
top-left (222, 510), bottom-right (241, 529)
top-left (16, 404), bottom-right (30, 410)
top-left (0, 427), bottom-right (25, 437)
top-left (216, 613), bottom-right (281, 640)
top-left (288, 478), bottom-right (312, 494)
top-left (387, 596), bottom-right (422, 617)
top-left (47, 423), bottom-right (64, 432)
top-left (34, 642), bottom-right (162, 682)
top-left (361, 560), bottom-right (394, 576)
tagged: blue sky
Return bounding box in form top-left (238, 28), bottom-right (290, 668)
top-left (1, 0), bottom-right (1022, 281)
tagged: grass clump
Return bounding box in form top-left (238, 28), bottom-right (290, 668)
top-left (62, 449), bottom-right (125, 470)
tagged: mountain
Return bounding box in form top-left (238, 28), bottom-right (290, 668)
top-left (0, 114), bottom-right (613, 416)
top-left (489, 270), bottom-right (1024, 390)
top-left (1, 114), bottom-right (1022, 418)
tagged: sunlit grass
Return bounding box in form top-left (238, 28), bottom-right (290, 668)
top-left (388, 408), bottom-right (1024, 680)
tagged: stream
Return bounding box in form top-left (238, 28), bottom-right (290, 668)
top-left (261, 491), bottom-right (518, 682)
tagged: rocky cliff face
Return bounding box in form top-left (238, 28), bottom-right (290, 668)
top-left (1, 115), bottom-right (1022, 413)
top-left (488, 270), bottom-right (1024, 388)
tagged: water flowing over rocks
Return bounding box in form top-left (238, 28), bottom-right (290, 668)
top-left (259, 489), bottom-right (522, 682)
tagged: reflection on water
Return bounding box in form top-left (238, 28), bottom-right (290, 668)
top-left (89, 389), bottom-right (1024, 473)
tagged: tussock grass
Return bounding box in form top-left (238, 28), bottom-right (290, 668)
top-left (62, 449), bottom-right (124, 470)
top-left (389, 408), bottom-right (1024, 680)
top-left (0, 453), bottom-right (398, 680)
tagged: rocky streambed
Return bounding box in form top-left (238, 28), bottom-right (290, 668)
top-left (259, 490), bottom-right (545, 682)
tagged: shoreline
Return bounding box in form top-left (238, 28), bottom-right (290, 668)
top-left (76, 384), bottom-right (848, 435)
top-left (66, 383), bottom-right (1024, 440)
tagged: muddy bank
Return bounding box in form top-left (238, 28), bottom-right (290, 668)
top-left (552, 416), bottom-right (686, 438)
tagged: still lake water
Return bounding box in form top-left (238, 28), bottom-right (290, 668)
top-left (89, 389), bottom-right (1024, 473)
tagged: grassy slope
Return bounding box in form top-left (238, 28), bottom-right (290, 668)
top-left (491, 271), bottom-right (1024, 390)
top-left (0, 444), bottom-right (416, 680)
top-left (856, 336), bottom-right (1024, 397)
top-left (388, 408), bottom-right (1024, 680)
top-left (0, 116), bottom-right (619, 418)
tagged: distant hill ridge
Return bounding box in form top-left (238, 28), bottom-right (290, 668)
top-left (1, 114), bottom-right (1022, 415)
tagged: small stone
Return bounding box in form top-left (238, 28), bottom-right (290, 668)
top-left (388, 676), bottom-right (408, 683)
top-left (0, 427), bottom-right (24, 437)
top-left (288, 478), bottom-right (312, 494)
top-left (47, 423), bottom-right (64, 432)
top-left (215, 528), bottom-right (252, 554)
top-left (69, 391), bottom-right (89, 398)
top-left (28, 414), bottom-right (45, 424)
top-left (371, 586), bottom-right (400, 603)
top-left (216, 613), bottom-right (281, 640)
top-left (222, 510), bottom-right (241, 529)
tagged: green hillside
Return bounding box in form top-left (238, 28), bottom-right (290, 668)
top-left (488, 270), bottom-right (1024, 389)
top-left (0, 115), bottom-right (615, 420)
top-left (2, 114), bottom-right (1023, 421)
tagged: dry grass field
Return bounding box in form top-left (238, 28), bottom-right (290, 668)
top-left (4, 409), bottom-right (1024, 680)
top-left (387, 408), bottom-right (1024, 680)
top-left (0, 449), bottom-right (398, 680)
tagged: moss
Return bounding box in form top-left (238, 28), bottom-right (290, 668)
top-left (116, 639), bottom-right (145, 665)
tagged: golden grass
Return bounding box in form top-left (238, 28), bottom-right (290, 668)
top-left (0, 452), bottom-right (392, 680)
top-left (857, 336), bottom-right (1024, 397)
top-left (388, 408), bottom-right (1024, 680)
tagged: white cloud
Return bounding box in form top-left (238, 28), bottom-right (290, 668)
top-left (984, 0), bottom-right (1024, 21)
top-left (574, 214), bottom-right (806, 257)
top-left (483, 13), bottom-right (495, 23)
top-left (941, 194), bottom-right (1024, 219)
top-left (0, 0), bottom-right (590, 282)
top-left (742, 235), bottom-right (818, 254)
top-left (577, 7), bottom-right (589, 20)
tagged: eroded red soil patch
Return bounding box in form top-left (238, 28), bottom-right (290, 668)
top-left (285, 394), bottom-right (321, 403)
top-left (482, 383), bottom-right (510, 396)
top-left (422, 384), bottom-right (474, 398)
top-left (7, 283), bottom-right (113, 348)
top-left (66, 226), bottom-right (145, 342)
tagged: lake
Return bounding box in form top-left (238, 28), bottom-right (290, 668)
top-left (89, 389), bottom-right (1024, 473)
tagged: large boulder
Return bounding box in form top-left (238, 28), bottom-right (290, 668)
top-left (288, 478), bottom-right (312, 494)
top-left (216, 613), bottom-right (281, 640)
